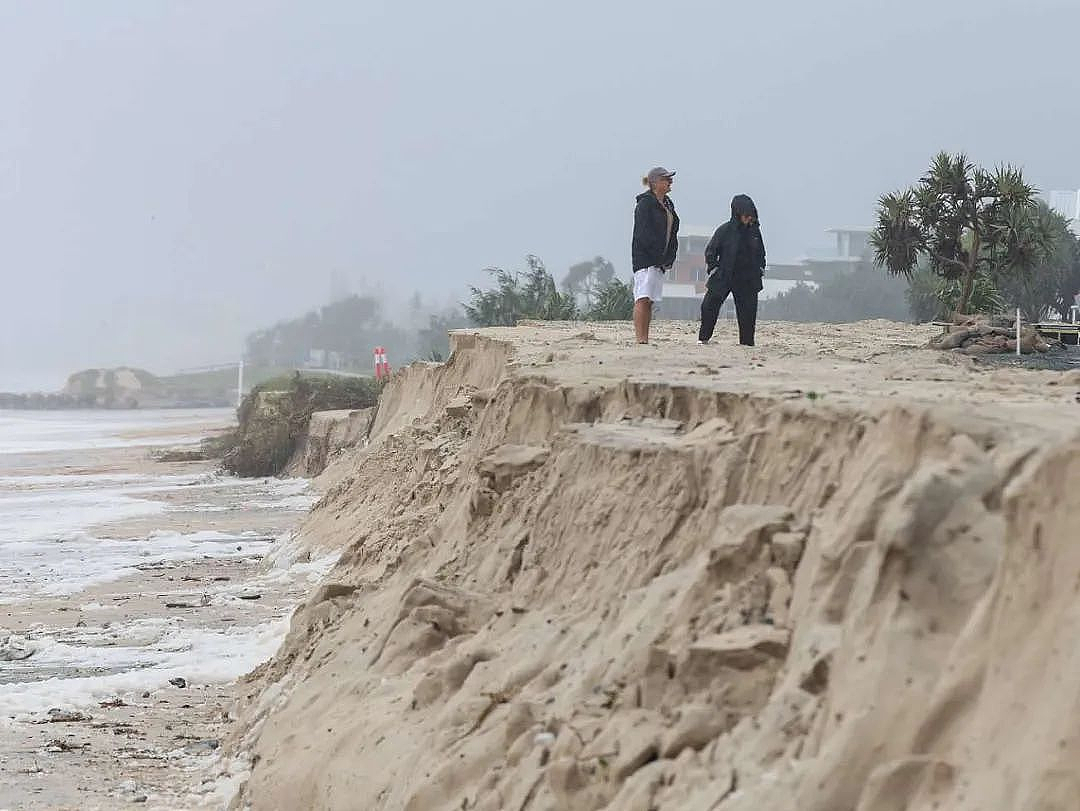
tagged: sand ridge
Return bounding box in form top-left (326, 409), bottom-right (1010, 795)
top-left (223, 321), bottom-right (1080, 811)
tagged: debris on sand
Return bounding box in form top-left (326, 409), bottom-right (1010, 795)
top-left (37, 708), bottom-right (93, 724)
top-left (930, 314), bottom-right (1057, 355)
top-left (0, 633), bottom-right (37, 661)
top-left (45, 738), bottom-right (90, 753)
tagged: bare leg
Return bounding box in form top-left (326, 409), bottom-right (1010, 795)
top-left (633, 298), bottom-right (652, 343)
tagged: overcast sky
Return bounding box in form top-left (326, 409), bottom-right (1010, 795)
top-left (1, 0), bottom-right (1078, 390)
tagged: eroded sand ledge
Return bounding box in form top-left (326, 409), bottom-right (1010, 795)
top-left (224, 321), bottom-right (1080, 811)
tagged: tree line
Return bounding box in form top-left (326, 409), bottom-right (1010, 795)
top-left (466, 152), bottom-right (1080, 329)
top-left (240, 151), bottom-right (1080, 372)
top-left (244, 294), bottom-right (468, 369)
top-left (464, 255), bottom-right (633, 326)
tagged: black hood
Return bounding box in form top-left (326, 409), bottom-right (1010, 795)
top-left (730, 194), bottom-right (758, 222)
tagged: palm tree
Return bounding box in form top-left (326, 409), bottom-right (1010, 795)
top-left (871, 152), bottom-right (1056, 315)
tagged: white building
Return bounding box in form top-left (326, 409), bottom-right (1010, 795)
top-left (658, 226), bottom-right (816, 319)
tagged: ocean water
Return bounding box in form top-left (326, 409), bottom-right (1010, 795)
top-left (0, 409), bottom-right (331, 718)
top-left (0, 407), bottom-right (234, 454)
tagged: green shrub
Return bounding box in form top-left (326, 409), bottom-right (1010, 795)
top-left (223, 373), bottom-right (379, 477)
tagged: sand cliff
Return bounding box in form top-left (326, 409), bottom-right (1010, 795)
top-left (223, 321), bottom-right (1080, 811)
top-left (284, 408), bottom-right (373, 478)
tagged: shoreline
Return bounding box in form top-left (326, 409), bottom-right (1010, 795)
top-left (0, 411), bottom-right (325, 810)
top-left (10, 320), bottom-right (1080, 808)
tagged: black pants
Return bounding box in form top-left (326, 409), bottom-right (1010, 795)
top-left (699, 281), bottom-right (758, 345)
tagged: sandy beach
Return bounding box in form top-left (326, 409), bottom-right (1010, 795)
top-left (8, 320), bottom-right (1080, 810)
top-left (0, 409), bottom-right (329, 811)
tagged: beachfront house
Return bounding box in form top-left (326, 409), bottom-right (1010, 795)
top-left (659, 225), bottom-right (874, 319)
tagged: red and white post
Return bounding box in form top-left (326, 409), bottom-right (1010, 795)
top-left (373, 346), bottom-right (391, 380)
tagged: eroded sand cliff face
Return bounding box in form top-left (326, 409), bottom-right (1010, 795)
top-left (226, 323), bottom-right (1080, 811)
top-left (285, 408), bottom-right (373, 478)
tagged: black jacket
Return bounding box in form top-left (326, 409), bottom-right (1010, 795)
top-left (632, 191), bottom-right (680, 271)
top-left (705, 194), bottom-right (767, 292)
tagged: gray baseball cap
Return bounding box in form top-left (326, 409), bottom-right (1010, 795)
top-left (646, 166), bottom-right (676, 182)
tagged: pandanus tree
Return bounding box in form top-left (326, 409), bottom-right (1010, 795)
top-left (871, 152), bottom-right (1057, 315)
top-left (991, 203), bottom-right (1080, 321)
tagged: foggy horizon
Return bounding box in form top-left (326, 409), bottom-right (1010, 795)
top-left (2, 0), bottom-right (1078, 391)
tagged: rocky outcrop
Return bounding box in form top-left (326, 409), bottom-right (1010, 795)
top-left (220, 324), bottom-right (1080, 811)
top-left (5, 365), bottom-right (239, 409)
top-left (62, 367), bottom-right (156, 408)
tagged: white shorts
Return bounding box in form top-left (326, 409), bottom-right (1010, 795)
top-left (633, 267), bottom-right (664, 302)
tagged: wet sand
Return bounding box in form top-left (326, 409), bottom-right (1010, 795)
top-left (0, 413), bottom-right (327, 810)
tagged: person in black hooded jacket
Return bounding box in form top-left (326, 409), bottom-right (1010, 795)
top-left (698, 194), bottom-right (766, 346)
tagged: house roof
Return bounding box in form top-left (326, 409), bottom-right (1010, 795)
top-left (803, 255), bottom-right (863, 265)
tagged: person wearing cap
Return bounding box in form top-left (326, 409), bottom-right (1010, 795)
top-left (631, 167), bottom-right (680, 344)
top-left (698, 194), bottom-right (766, 347)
